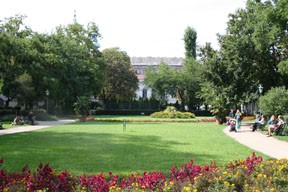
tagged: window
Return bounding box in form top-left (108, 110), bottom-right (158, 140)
top-left (142, 88), bottom-right (147, 98)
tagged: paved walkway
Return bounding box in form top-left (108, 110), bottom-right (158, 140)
top-left (223, 122), bottom-right (288, 159)
top-left (0, 119), bottom-right (76, 136)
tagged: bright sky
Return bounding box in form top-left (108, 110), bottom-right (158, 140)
top-left (0, 0), bottom-right (246, 58)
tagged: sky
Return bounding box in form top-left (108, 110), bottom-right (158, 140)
top-left (0, 0), bottom-right (247, 58)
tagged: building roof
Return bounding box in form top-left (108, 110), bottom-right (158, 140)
top-left (131, 57), bottom-right (183, 66)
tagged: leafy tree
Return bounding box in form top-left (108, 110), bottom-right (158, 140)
top-left (259, 87), bottom-right (288, 116)
top-left (181, 58), bottom-right (202, 110)
top-left (183, 26), bottom-right (197, 59)
top-left (197, 43), bottom-right (232, 122)
top-left (14, 72), bottom-right (35, 109)
top-left (145, 62), bottom-right (177, 105)
top-left (0, 15), bottom-right (32, 107)
top-left (198, 0), bottom-right (288, 117)
top-left (22, 22), bottom-right (104, 113)
top-left (0, 15), bottom-right (105, 112)
top-left (218, 0), bottom-right (288, 102)
top-left (145, 60), bottom-right (202, 111)
top-left (101, 47), bottom-right (138, 103)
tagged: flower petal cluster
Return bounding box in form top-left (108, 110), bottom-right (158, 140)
top-left (0, 153), bottom-right (287, 191)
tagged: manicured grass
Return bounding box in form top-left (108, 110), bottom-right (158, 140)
top-left (274, 135), bottom-right (288, 142)
top-left (0, 121), bottom-right (270, 176)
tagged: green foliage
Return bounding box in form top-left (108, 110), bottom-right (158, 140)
top-left (30, 109), bottom-right (58, 121)
top-left (259, 86), bottom-right (288, 115)
top-left (101, 47), bottom-right (138, 102)
top-left (150, 106), bottom-right (195, 119)
top-left (0, 15), bottom-right (104, 112)
top-left (145, 60), bottom-right (202, 110)
top-left (184, 26), bottom-right (197, 59)
top-left (198, 0), bottom-right (288, 114)
top-left (73, 96), bottom-right (90, 116)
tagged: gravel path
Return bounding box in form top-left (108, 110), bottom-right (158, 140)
top-left (0, 119), bottom-right (76, 136)
top-left (223, 121), bottom-right (288, 159)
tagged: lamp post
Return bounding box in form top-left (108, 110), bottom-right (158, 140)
top-left (45, 89), bottom-right (49, 115)
top-left (258, 84), bottom-right (263, 115)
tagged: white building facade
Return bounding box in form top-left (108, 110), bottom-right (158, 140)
top-left (131, 57), bottom-right (183, 102)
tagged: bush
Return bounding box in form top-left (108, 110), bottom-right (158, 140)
top-left (150, 106), bottom-right (195, 119)
top-left (91, 109), bottom-right (159, 116)
top-left (259, 86), bottom-right (288, 116)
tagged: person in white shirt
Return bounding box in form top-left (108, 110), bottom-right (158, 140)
top-left (267, 115), bottom-right (284, 137)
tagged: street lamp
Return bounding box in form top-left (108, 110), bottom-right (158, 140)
top-left (258, 84), bottom-right (263, 94)
top-left (45, 89), bottom-right (49, 115)
top-left (258, 84), bottom-right (263, 115)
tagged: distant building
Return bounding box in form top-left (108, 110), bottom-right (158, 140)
top-left (131, 57), bottom-right (183, 103)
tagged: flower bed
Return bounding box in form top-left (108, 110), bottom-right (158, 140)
top-left (93, 118), bottom-right (216, 123)
top-left (1, 153), bottom-right (287, 191)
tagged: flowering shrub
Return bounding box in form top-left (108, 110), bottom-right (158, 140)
top-left (150, 106), bottom-right (196, 119)
top-left (1, 153), bottom-right (288, 191)
top-left (94, 118), bottom-right (215, 123)
top-left (85, 116), bottom-right (94, 121)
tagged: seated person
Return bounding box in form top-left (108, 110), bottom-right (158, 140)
top-left (267, 115), bottom-right (276, 126)
top-left (255, 113), bottom-right (261, 122)
top-left (28, 111), bottom-right (35, 125)
top-left (228, 119), bottom-right (237, 132)
top-left (11, 116), bottom-right (25, 126)
top-left (251, 115), bottom-right (265, 132)
top-left (267, 115), bottom-right (284, 137)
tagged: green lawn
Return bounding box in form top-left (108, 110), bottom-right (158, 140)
top-left (0, 121), bottom-right (270, 176)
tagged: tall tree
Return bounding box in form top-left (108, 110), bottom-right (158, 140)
top-left (198, 0), bottom-right (288, 117)
top-left (29, 22), bottom-right (105, 112)
top-left (0, 15), bottom-right (32, 107)
top-left (218, 0), bottom-right (288, 102)
top-left (145, 62), bottom-right (177, 103)
top-left (101, 47), bottom-right (138, 103)
top-left (183, 26), bottom-right (197, 59)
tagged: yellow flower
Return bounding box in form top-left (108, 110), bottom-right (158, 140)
top-left (109, 186), bottom-right (116, 189)
top-left (183, 186), bottom-right (191, 191)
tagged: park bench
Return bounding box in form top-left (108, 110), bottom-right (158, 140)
top-left (274, 123), bottom-right (287, 136)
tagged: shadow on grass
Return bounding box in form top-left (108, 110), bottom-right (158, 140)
top-left (0, 130), bottom-right (218, 175)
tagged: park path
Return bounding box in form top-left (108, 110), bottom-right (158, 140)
top-left (223, 121), bottom-right (288, 159)
top-left (0, 119), bottom-right (76, 136)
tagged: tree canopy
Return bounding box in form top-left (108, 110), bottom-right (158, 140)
top-left (100, 47), bottom-right (138, 103)
top-left (0, 15), bottom-right (104, 113)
